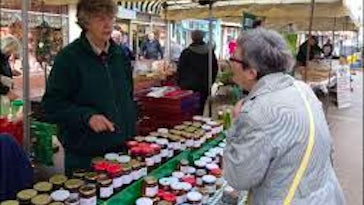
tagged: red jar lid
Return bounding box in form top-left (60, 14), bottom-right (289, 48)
top-left (139, 142), bottom-right (150, 148)
top-left (106, 164), bottom-right (122, 174)
top-left (182, 176), bottom-right (196, 187)
top-left (141, 147), bottom-right (154, 156)
top-left (210, 168), bottom-right (222, 176)
top-left (163, 193), bottom-right (177, 202)
top-left (93, 161), bottom-right (109, 172)
top-left (157, 190), bottom-right (167, 198)
top-left (126, 141), bottom-right (139, 148)
top-left (130, 147), bottom-right (142, 155)
top-left (150, 144), bottom-right (161, 152)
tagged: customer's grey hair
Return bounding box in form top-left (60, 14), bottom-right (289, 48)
top-left (237, 28), bottom-right (295, 78)
top-left (0, 34), bottom-right (21, 56)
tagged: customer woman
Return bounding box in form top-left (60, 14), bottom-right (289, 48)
top-left (1, 35), bottom-right (20, 104)
top-left (224, 28), bottom-right (345, 205)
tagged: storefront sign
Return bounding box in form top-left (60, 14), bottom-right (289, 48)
top-left (136, 12), bottom-right (151, 22)
top-left (117, 7), bottom-right (136, 20)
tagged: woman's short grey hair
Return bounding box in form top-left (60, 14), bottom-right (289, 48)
top-left (76, 0), bottom-right (117, 30)
top-left (1, 34), bottom-right (21, 56)
top-left (237, 28), bottom-right (295, 78)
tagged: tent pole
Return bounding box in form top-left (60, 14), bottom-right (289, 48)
top-left (304, 0), bottom-right (316, 82)
top-left (21, 0), bottom-right (31, 154)
top-left (325, 16), bottom-right (336, 117)
top-left (208, 2), bottom-right (213, 117)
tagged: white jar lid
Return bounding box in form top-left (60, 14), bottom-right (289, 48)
top-left (207, 121), bottom-right (218, 126)
top-left (171, 182), bottom-right (183, 190)
top-left (135, 197), bottom-right (153, 205)
top-left (194, 160), bottom-right (207, 168)
top-left (200, 156), bottom-right (213, 163)
top-left (187, 167), bottom-right (196, 174)
top-left (157, 128), bottom-right (169, 134)
top-left (202, 117), bottom-right (212, 123)
top-left (204, 151), bottom-right (216, 158)
top-left (172, 171), bottom-right (185, 179)
top-left (193, 116), bottom-right (203, 121)
top-left (156, 139), bottom-right (168, 145)
top-left (104, 153), bottom-right (119, 161)
top-left (180, 182), bottom-right (192, 191)
top-left (206, 163), bottom-right (219, 170)
top-left (186, 191), bottom-right (203, 201)
top-left (219, 142), bottom-right (226, 148)
top-left (145, 136), bottom-right (157, 142)
top-left (159, 177), bottom-right (171, 186)
top-left (202, 175), bottom-right (217, 183)
top-left (201, 125), bottom-right (212, 130)
top-left (118, 155), bottom-right (131, 163)
top-left (51, 190), bottom-right (70, 201)
top-left (168, 177), bottom-right (179, 184)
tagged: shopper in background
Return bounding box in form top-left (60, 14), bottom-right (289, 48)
top-left (296, 35), bottom-right (322, 66)
top-left (140, 32), bottom-right (164, 60)
top-left (170, 38), bottom-right (183, 64)
top-left (225, 28), bottom-right (345, 205)
top-left (177, 30), bottom-right (218, 115)
top-left (111, 30), bottom-right (135, 61)
top-left (42, 0), bottom-right (136, 175)
top-left (322, 38), bottom-right (333, 58)
top-left (0, 35), bottom-right (20, 102)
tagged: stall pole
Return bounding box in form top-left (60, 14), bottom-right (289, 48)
top-left (207, 2), bottom-right (213, 117)
top-left (325, 16), bottom-right (336, 116)
top-left (304, 0), bottom-right (316, 82)
top-left (21, 0), bottom-right (31, 154)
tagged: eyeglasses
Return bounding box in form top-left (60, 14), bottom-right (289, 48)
top-left (229, 57), bottom-right (249, 68)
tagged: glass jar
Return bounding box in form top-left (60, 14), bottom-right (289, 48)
top-left (142, 176), bottom-right (158, 198)
top-left (139, 161), bottom-right (148, 178)
top-left (144, 150), bottom-right (155, 172)
top-left (170, 182), bottom-right (184, 204)
top-left (162, 193), bottom-right (177, 205)
top-left (200, 157), bottom-right (213, 164)
top-left (49, 175), bottom-right (68, 190)
top-left (49, 202), bottom-right (64, 205)
top-left (130, 147), bottom-right (143, 162)
top-left (64, 196), bottom-right (80, 205)
top-left (33, 182), bottom-right (53, 194)
top-left (151, 144), bottom-right (162, 166)
top-left (104, 153), bottom-right (119, 162)
top-left (182, 176), bottom-right (196, 187)
top-left (167, 141), bottom-right (174, 158)
top-left (79, 184), bottom-right (97, 205)
top-left (50, 190), bottom-right (70, 202)
top-left (202, 175), bottom-right (217, 196)
top-left (31, 194), bottom-right (52, 205)
top-left (84, 172), bottom-right (99, 185)
top-left (106, 164), bottom-right (123, 191)
top-left (64, 179), bottom-right (84, 199)
top-left (200, 187), bottom-right (209, 205)
top-left (97, 176), bottom-right (113, 200)
top-left (210, 169), bottom-right (224, 189)
top-left (72, 169), bottom-right (87, 179)
top-left (158, 178), bottom-right (171, 191)
top-left (17, 189), bottom-right (37, 205)
top-left (180, 182), bottom-right (192, 202)
top-left (187, 167), bottom-right (196, 176)
top-left (195, 170), bottom-right (206, 187)
top-left (156, 139), bottom-right (169, 162)
top-left (1, 201), bottom-right (19, 205)
top-left (206, 163), bottom-right (219, 173)
top-left (193, 134), bottom-right (202, 149)
top-left (93, 161), bottom-right (109, 174)
top-left (180, 138), bottom-right (186, 150)
top-left (201, 125), bottom-right (212, 140)
top-left (121, 164), bottom-right (133, 187)
top-left (186, 191), bottom-right (203, 205)
top-left (179, 159), bottom-right (189, 173)
top-left (194, 160), bottom-right (207, 173)
top-left (135, 197), bottom-right (153, 205)
top-left (126, 140), bottom-right (139, 150)
top-left (156, 200), bottom-right (173, 205)
top-left (117, 155), bottom-right (131, 164)
top-left (130, 159), bottom-right (141, 181)
top-left (172, 171), bottom-right (185, 180)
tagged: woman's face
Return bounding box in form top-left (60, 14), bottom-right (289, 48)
top-left (230, 47), bottom-right (258, 91)
top-left (86, 12), bottom-right (115, 43)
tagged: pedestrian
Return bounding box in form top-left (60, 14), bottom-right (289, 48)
top-left (42, 0), bottom-right (136, 175)
top-left (224, 28), bottom-right (345, 205)
top-left (111, 30), bottom-right (135, 61)
top-left (140, 32), bottom-right (164, 60)
top-left (170, 38), bottom-right (183, 64)
top-left (177, 30), bottom-right (218, 115)
top-left (296, 35), bottom-right (322, 66)
top-left (322, 38), bottom-right (333, 58)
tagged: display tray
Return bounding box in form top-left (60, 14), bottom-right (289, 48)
top-left (97, 134), bottom-right (225, 205)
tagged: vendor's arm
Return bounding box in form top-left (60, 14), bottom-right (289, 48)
top-left (223, 111), bottom-right (275, 191)
top-left (42, 53), bottom-right (98, 127)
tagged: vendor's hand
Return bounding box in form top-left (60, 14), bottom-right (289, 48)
top-left (89, 115), bottom-right (115, 133)
top-left (232, 99), bottom-right (244, 120)
top-left (7, 90), bottom-right (18, 101)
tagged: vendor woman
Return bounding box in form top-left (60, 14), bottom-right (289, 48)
top-left (42, 0), bottom-right (136, 175)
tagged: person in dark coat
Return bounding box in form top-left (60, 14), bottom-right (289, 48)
top-left (177, 30), bottom-right (218, 115)
top-left (0, 35), bottom-right (20, 101)
top-left (111, 30), bottom-right (135, 61)
top-left (140, 33), bottom-right (164, 60)
top-left (296, 36), bottom-right (322, 66)
top-left (322, 39), bottom-right (333, 58)
top-left (42, 0), bottom-right (136, 175)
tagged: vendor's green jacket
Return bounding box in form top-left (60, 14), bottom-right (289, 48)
top-left (42, 33), bottom-right (136, 158)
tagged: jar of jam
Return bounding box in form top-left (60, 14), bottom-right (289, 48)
top-left (49, 175), bottom-right (68, 190)
top-left (162, 193), bottom-right (177, 205)
top-left (210, 169), bottom-right (224, 189)
top-left (192, 134), bottom-right (202, 149)
top-left (150, 144), bottom-right (162, 166)
top-left (195, 170), bottom-right (206, 187)
top-left (50, 190), bottom-right (70, 202)
top-left (134, 136), bottom-right (145, 142)
top-left (182, 176), bottom-right (196, 187)
top-left (156, 200), bottom-right (172, 205)
top-left (104, 153), bottom-right (119, 162)
top-left (180, 182), bottom-right (192, 202)
top-left (64, 196), bottom-right (80, 205)
top-left (184, 135), bottom-right (194, 148)
top-left (33, 182), bottom-right (53, 194)
top-left (130, 147), bottom-right (143, 162)
top-left (142, 176), bottom-right (158, 198)
top-left (139, 161), bottom-right (148, 178)
top-left (200, 157), bottom-right (213, 164)
top-left (17, 189), bottom-right (37, 204)
top-left (202, 175), bottom-right (217, 196)
top-left (93, 161), bottom-right (109, 174)
top-left (144, 148), bottom-right (155, 172)
top-left (135, 197), bottom-right (153, 205)
top-left (180, 138), bottom-right (186, 150)
top-left (49, 202), bottom-right (64, 205)
top-left (91, 157), bottom-right (104, 167)
top-left (200, 187), bottom-right (209, 205)
top-left (194, 160), bottom-right (207, 173)
top-left (64, 179), bottom-right (84, 199)
top-left (72, 169), bottom-right (87, 179)
top-left (187, 167), bottom-right (196, 176)
top-left (156, 139), bottom-right (169, 162)
top-left (187, 191), bottom-right (203, 205)
top-left (106, 164), bottom-right (123, 191)
top-left (126, 140), bottom-right (139, 149)
top-left (207, 121), bottom-right (221, 137)
top-left (97, 176), bottom-right (113, 200)
top-left (172, 171), bottom-right (185, 180)
top-left (121, 164), bottom-right (133, 187)
top-left (179, 159), bottom-right (189, 173)
top-left (31, 194), bottom-right (52, 205)
top-left (84, 172), bottom-right (98, 185)
top-left (1, 201), bottom-right (19, 205)
top-left (167, 141), bottom-right (174, 158)
top-left (206, 163), bottom-right (219, 173)
top-left (159, 178), bottom-right (171, 191)
top-left (170, 182), bottom-right (184, 204)
top-left (130, 159), bottom-right (141, 181)
top-left (117, 155), bottom-right (131, 164)
top-left (79, 184), bottom-right (97, 205)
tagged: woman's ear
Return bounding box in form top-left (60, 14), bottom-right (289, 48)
top-left (247, 68), bottom-right (258, 80)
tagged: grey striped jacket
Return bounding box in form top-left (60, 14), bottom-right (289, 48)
top-left (223, 73), bottom-right (345, 205)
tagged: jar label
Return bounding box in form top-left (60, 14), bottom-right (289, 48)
top-left (180, 165), bottom-right (189, 173)
top-left (153, 154), bottom-right (162, 164)
top-left (132, 170), bottom-right (139, 181)
top-left (161, 149), bottom-right (169, 157)
top-left (100, 185), bottom-right (113, 199)
top-left (122, 174), bottom-right (132, 185)
top-left (181, 142), bottom-right (187, 150)
top-left (168, 149), bottom-right (174, 158)
top-left (186, 139), bottom-right (194, 147)
top-left (146, 157), bottom-right (154, 167)
top-left (168, 143), bottom-right (174, 149)
top-left (176, 195), bottom-right (185, 204)
top-left (140, 167), bottom-right (148, 177)
top-left (175, 142), bottom-right (182, 150)
top-left (194, 140), bottom-right (202, 148)
top-left (145, 185), bottom-right (158, 197)
top-left (80, 196), bottom-right (97, 205)
top-left (206, 184), bottom-right (216, 194)
top-left (113, 176), bottom-right (123, 188)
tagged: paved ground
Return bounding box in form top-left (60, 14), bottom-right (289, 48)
top-left (327, 71), bottom-right (363, 205)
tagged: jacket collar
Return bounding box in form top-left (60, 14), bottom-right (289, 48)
top-left (246, 72), bottom-right (295, 101)
top-left (79, 32), bottom-right (117, 57)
